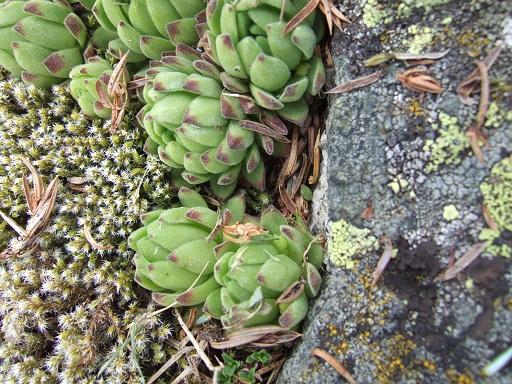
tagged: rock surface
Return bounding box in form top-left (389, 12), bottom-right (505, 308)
top-left (278, 0), bottom-right (512, 383)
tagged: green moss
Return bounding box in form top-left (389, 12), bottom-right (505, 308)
top-left (0, 76), bottom-right (181, 382)
top-left (423, 112), bottom-right (470, 173)
top-left (478, 156), bottom-right (512, 258)
top-left (328, 219), bottom-right (379, 268)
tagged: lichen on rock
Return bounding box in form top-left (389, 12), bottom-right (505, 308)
top-left (328, 219), bottom-right (379, 269)
top-left (479, 155), bottom-right (512, 258)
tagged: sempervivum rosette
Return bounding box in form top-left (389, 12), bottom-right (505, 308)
top-left (206, 207), bottom-right (324, 330)
top-left (203, 0), bottom-right (326, 125)
top-left (128, 187), bottom-right (246, 307)
top-left (92, 0), bottom-right (206, 62)
top-left (0, 0), bottom-right (88, 88)
top-left (69, 56), bottom-right (132, 119)
top-left (139, 44), bottom-right (290, 199)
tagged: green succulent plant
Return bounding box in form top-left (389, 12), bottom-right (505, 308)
top-left (206, 207), bottom-right (324, 330)
top-left (69, 56), bottom-right (131, 119)
top-left (92, 0), bottom-right (206, 62)
top-left (128, 187), bottom-right (247, 307)
top-left (204, 0), bottom-right (326, 125)
top-left (139, 44), bottom-right (290, 198)
top-left (0, 0), bottom-right (88, 89)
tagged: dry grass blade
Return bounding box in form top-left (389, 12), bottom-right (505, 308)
top-left (308, 130), bottom-right (321, 184)
top-left (175, 310), bottom-right (223, 375)
top-left (311, 348), bottom-right (357, 384)
top-left (83, 223), bottom-right (113, 251)
top-left (0, 157), bottom-right (58, 259)
top-left (365, 49), bottom-right (449, 66)
top-left (475, 60), bottom-right (489, 130)
top-left (436, 242), bottom-right (488, 281)
top-left (239, 120), bottom-right (290, 143)
top-left (457, 42), bottom-right (503, 104)
top-left (326, 71), bottom-right (383, 94)
top-left (482, 205), bottom-right (499, 231)
top-left (371, 236), bottom-right (393, 289)
top-left (283, 0), bottom-right (320, 35)
top-left (319, 0), bottom-right (350, 34)
top-left (210, 326), bottom-right (301, 349)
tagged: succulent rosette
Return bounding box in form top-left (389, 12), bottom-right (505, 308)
top-left (0, 0), bottom-right (88, 89)
top-left (128, 187), bottom-right (247, 307)
top-left (69, 56), bottom-right (130, 119)
top-left (206, 208), bottom-right (324, 330)
top-left (204, 0), bottom-right (326, 125)
top-left (139, 44), bottom-right (290, 199)
top-left (92, 0), bottom-right (206, 62)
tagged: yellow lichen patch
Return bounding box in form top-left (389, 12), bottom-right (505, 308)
top-left (409, 98), bottom-right (424, 117)
top-left (456, 29), bottom-right (490, 58)
top-left (446, 369), bottom-right (475, 384)
top-left (423, 360), bottom-right (436, 371)
top-left (370, 334), bottom-right (417, 384)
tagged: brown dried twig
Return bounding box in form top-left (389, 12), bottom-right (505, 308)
top-left (0, 157), bottom-right (58, 259)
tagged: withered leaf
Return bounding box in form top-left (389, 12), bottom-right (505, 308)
top-left (326, 71), bottom-right (383, 94)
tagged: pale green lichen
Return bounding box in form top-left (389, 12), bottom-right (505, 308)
top-left (442, 204), bottom-right (459, 221)
top-left (423, 112), bottom-right (470, 173)
top-left (406, 25), bottom-right (434, 54)
top-left (478, 156), bottom-right (512, 258)
top-left (484, 101), bottom-right (512, 129)
top-left (328, 219), bottom-right (379, 268)
top-left (362, 0), bottom-right (393, 28)
top-left (397, 0), bottom-right (452, 17)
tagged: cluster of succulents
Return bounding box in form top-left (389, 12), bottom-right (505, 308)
top-left (0, 0), bottom-right (88, 89)
top-left (92, 0), bottom-right (206, 62)
top-left (0, 0), bottom-right (328, 381)
top-left (129, 187), bottom-right (324, 330)
top-left (204, 0), bottom-right (326, 124)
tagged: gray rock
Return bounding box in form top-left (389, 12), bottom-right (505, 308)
top-left (278, 0), bottom-right (512, 382)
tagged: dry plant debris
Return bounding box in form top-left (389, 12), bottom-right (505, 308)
top-left (457, 42), bottom-right (503, 105)
top-left (364, 49), bottom-right (450, 67)
top-left (371, 236), bottom-right (394, 289)
top-left (284, 0), bottom-right (350, 36)
top-left (396, 68), bottom-right (443, 96)
top-left (326, 71), bottom-right (384, 94)
top-left (311, 348), bottom-right (357, 383)
top-left (0, 157), bottom-right (58, 259)
top-left (210, 325), bottom-right (301, 349)
top-left (96, 50), bottom-right (130, 133)
top-left (435, 242), bottom-right (488, 282)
